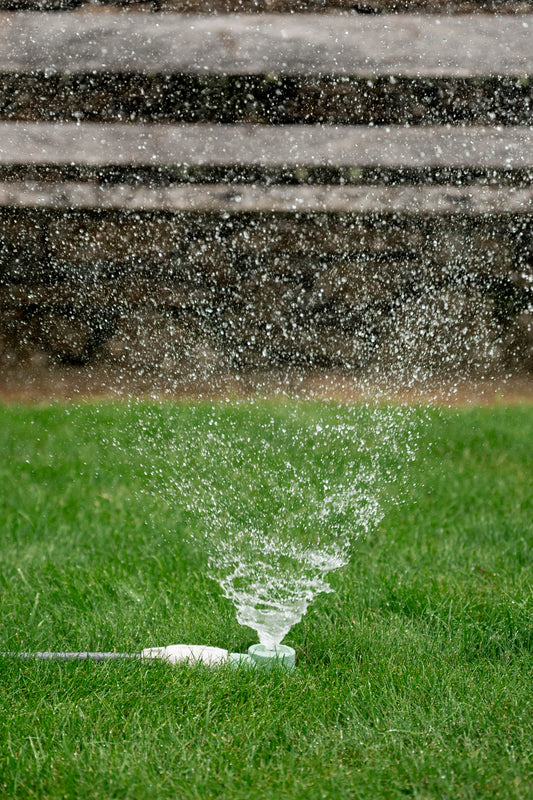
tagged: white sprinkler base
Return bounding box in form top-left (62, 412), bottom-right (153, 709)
top-left (141, 643), bottom-right (296, 669)
top-left (141, 644), bottom-right (230, 666)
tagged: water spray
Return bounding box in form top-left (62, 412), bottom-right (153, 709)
top-left (2, 643), bottom-right (296, 670)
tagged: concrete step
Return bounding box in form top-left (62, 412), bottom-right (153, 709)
top-left (1, 180), bottom-right (531, 365)
top-left (0, 12), bottom-right (531, 124)
top-left (0, 122), bottom-right (531, 185)
top-left (0, 1), bottom-right (529, 14)
top-left (1, 181), bottom-right (531, 213)
top-left (0, 9), bottom-right (531, 375)
top-left (0, 121), bottom-right (531, 369)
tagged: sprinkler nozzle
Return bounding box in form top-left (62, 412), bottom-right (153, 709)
top-left (247, 643), bottom-right (296, 670)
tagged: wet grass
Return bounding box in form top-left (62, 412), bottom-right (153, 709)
top-left (0, 399), bottom-right (532, 799)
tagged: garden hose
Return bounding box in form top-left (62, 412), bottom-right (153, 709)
top-left (2, 644), bottom-right (296, 669)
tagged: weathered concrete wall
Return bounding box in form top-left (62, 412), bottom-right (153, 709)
top-left (0, 7), bottom-right (531, 386)
top-left (2, 206), bottom-right (531, 375)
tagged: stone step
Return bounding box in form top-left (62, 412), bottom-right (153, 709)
top-left (2, 12), bottom-right (529, 75)
top-left (0, 7), bottom-right (531, 373)
top-left (1, 123), bottom-right (531, 356)
top-left (1, 193), bottom-right (530, 294)
top-left (1, 181), bottom-right (531, 214)
top-left (2, 225), bottom-right (530, 370)
top-left (1, 192), bottom-right (530, 369)
top-left (0, 123), bottom-right (531, 185)
top-left (0, 12), bottom-right (531, 124)
top-left (0, 1), bottom-right (529, 14)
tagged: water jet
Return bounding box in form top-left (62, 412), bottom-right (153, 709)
top-left (144, 401), bottom-right (419, 655)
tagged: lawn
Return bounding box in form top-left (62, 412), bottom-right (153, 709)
top-left (0, 399), bottom-right (532, 799)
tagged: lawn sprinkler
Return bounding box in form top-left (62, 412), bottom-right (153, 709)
top-left (2, 643), bottom-right (296, 670)
top-left (142, 643), bottom-right (295, 669)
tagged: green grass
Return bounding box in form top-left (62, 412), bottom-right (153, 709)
top-left (0, 400), bottom-right (532, 799)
